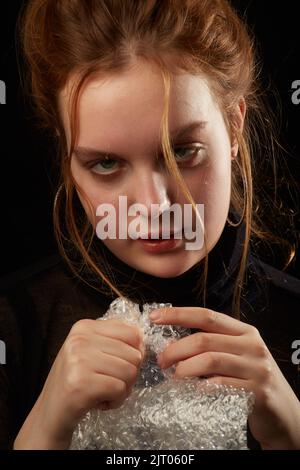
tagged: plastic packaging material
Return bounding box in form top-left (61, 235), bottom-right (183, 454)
top-left (70, 298), bottom-right (255, 450)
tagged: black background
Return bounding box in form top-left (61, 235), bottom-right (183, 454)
top-left (0, 0), bottom-right (299, 279)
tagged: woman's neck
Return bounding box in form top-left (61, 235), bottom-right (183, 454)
top-left (92, 219), bottom-right (244, 310)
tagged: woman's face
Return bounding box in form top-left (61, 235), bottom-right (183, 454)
top-left (59, 60), bottom-right (239, 278)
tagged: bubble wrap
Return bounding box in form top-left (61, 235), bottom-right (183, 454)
top-left (70, 298), bottom-right (255, 450)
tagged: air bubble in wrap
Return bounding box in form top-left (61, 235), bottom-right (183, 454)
top-left (70, 297), bottom-right (255, 450)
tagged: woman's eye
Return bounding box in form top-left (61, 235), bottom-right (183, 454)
top-left (91, 157), bottom-right (120, 175)
top-left (173, 145), bottom-right (206, 166)
top-left (87, 145), bottom-right (205, 176)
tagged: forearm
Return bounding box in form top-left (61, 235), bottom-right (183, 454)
top-left (261, 399), bottom-right (300, 450)
top-left (13, 395), bottom-right (71, 450)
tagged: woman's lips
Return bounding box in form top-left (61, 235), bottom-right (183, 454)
top-left (136, 234), bottom-right (183, 253)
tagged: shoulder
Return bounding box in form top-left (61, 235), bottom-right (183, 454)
top-left (250, 256), bottom-right (300, 297)
top-left (0, 253), bottom-right (63, 331)
top-left (244, 256), bottom-right (300, 398)
top-left (247, 256), bottom-right (300, 318)
top-left (0, 252), bottom-right (74, 296)
top-left (0, 254), bottom-right (81, 448)
top-left (247, 257), bottom-right (300, 348)
top-left (0, 251), bottom-right (112, 305)
top-left (243, 254), bottom-right (300, 331)
top-left (0, 254), bottom-right (77, 359)
top-left (0, 252), bottom-right (113, 430)
top-left (0, 253), bottom-right (112, 343)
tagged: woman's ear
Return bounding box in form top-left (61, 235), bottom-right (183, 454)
top-left (231, 98), bottom-right (246, 160)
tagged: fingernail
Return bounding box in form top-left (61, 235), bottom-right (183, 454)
top-left (157, 353), bottom-right (164, 367)
top-left (149, 309), bottom-right (161, 321)
top-left (140, 344), bottom-right (145, 360)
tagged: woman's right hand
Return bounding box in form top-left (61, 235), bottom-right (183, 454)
top-left (14, 318), bottom-right (145, 449)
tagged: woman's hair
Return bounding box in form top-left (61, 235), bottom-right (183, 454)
top-left (17, 0), bottom-right (296, 317)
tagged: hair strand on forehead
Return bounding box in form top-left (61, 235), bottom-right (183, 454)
top-left (18, 0), bottom-right (297, 318)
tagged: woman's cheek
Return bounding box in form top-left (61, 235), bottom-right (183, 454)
top-left (188, 157), bottom-right (231, 251)
top-left (70, 161), bottom-right (114, 227)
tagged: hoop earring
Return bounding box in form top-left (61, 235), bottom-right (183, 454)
top-left (227, 158), bottom-right (247, 227)
top-left (53, 183), bottom-right (65, 212)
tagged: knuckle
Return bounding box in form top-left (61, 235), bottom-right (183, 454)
top-left (248, 325), bottom-right (261, 340)
top-left (111, 378), bottom-right (127, 398)
top-left (205, 308), bottom-right (218, 326)
top-left (194, 333), bottom-right (209, 352)
top-left (257, 384), bottom-right (273, 407)
top-left (128, 325), bottom-right (143, 348)
top-left (174, 361), bottom-right (184, 378)
top-left (133, 348), bottom-right (143, 366)
top-left (258, 360), bottom-right (273, 381)
top-left (125, 362), bottom-right (138, 383)
top-left (206, 351), bottom-right (219, 369)
top-left (71, 319), bottom-right (93, 334)
top-left (65, 367), bottom-right (87, 396)
top-left (64, 334), bottom-right (87, 358)
top-left (255, 343), bottom-right (270, 360)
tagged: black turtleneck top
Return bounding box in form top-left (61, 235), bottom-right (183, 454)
top-left (0, 220), bottom-right (299, 450)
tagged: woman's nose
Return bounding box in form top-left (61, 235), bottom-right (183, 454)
top-left (134, 171), bottom-right (171, 215)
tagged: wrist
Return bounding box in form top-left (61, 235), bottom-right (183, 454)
top-left (13, 432), bottom-right (71, 450)
top-left (13, 394), bottom-right (73, 450)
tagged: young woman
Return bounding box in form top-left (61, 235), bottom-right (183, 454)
top-left (0, 0), bottom-right (299, 450)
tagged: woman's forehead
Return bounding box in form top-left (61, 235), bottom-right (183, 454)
top-left (58, 63), bottom-right (215, 146)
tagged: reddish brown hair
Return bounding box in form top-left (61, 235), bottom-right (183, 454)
top-left (17, 0), bottom-right (296, 316)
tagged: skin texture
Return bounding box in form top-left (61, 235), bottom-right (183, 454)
top-left (59, 60), bottom-right (240, 278)
top-left (149, 306), bottom-right (300, 449)
top-left (14, 60), bottom-right (300, 449)
top-left (14, 319), bottom-right (145, 449)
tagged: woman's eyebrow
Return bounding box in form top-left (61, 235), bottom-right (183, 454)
top-left (73, 120), bottom-right (207, 160)
top-left (171, 120), bottom-right (207, 139)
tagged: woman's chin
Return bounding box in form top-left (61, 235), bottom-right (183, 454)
top-left (102, 239), bottom-right (204, 278)
top-left (123, 250), bottom-right (203, 279)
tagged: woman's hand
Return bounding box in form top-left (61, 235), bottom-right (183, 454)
top-left (14, 318), bottom-right (144, 450)
top-left (149, 306), bottom-right (300, 450)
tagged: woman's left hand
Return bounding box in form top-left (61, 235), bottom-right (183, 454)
top-left (149, 306), bottom-right (300, 450)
